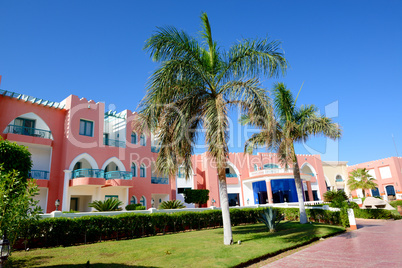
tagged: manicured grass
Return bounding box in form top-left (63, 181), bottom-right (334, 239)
top-left (6, 222), bottom-right (345, 267)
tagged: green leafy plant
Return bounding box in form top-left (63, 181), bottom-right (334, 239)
top-left (125, 204), bottom-right (146, 210)
top-left (88, 199), bottom-right (123, 211)
top-left (159, 200), bottom-right (186, 209)
top-left (258, 207), bottom-right (282, 232)
top-left (389, 200), bottom-right (402, 209)
top-left (183, 189), bottom-right (209, 206)
top-left (348, 168), bottom-right (378, 197)
top-left (323, 190), bottom-right (347, 203)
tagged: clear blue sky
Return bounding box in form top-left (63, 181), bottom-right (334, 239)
top-left (1, 0), bottom-right (401, 165)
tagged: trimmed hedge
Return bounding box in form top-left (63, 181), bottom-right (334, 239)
top-left (353, 208), bottom-right (402, 220)
top-left (15, 207), bottom-right (342, 250)
top-left (389, 200), bottom-right (402, 209)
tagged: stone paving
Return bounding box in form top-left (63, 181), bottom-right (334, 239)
top-left (263, 219), bottom-right (402, 267)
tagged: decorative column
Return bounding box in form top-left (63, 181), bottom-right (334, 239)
top-left (266, 179), bottom-right (273, 204)
top-left (62, 170), bottom-right (72, 211)
top-left (306, 181), bottom-right (314, 201)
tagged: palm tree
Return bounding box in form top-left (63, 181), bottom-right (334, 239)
top-left (348, 168), bottom-right (377, 197)
top-left (243, 83), bottom-right (341, 224)
top-left (137, 13), bottom-right (287, 245)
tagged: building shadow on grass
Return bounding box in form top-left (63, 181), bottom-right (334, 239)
top-left (6, 257), bottom-right (157, 268)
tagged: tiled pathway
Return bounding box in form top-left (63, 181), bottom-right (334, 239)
top-left (263, 219), bottom-right (402, 267)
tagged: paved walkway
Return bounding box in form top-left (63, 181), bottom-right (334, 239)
top-left (263, 219), bottom-right (402, 267)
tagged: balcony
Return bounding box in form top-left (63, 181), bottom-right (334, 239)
top-left (103, 138), bottom-right (125, 148)
top-left (29, 170), bottom-right (49, 180)
top-left (4, 124), bottom-right (52, 139)
top-left (226, 173), bottom-right (237, 178)
top-left (151, 176), bottom-right (169, 184)
top-left (105, 171), bottom-right (132, 180)
top-left (73, 169), bottom-right (105, 179)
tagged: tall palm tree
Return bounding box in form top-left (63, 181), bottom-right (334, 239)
top-left (243, 83), bottom-right (341, 224)
top-left (137, 13), bottom-right (287, 245)
top-left (347, 168), bottom-right (377, 197)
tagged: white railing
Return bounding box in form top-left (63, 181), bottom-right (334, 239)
top-left (249, 168), bottom-right (292, 177)
top-left (40, 201), bottom-right (326, 219)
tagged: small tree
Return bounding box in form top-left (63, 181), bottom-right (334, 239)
top-left (183, 189), bottom-right (209, 207)
top-left (0, 137), bottom-right (32, 180)
top-left (348, 168), bottom-right (377, 197)
top-left (0, 138), bottom-right (41, 247)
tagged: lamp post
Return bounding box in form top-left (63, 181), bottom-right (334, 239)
top-left (55, 199), bottom-right (60, 211)
top-left (211, 199), bottom-right (216, 206)
top-left (0, 234), bottom-right (10, 268)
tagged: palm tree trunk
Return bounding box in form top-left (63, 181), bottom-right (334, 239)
top-left (218, 167), bottom-right (233, 245)
top-left (292, 160), bottom-right (308, 224)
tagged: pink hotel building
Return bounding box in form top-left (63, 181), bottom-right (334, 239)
top-left (1, 87), bottom-right (400, 212)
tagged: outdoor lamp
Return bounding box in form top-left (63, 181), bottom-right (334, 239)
top-left (211, 199), bottom-right (216, 205)
top-left (55, 199), bottom-right (60, 211)
top-left (0, 234), bottom-right (10, 266)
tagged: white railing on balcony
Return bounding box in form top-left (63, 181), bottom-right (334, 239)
top-left (249, 168), bottom-right (292, 177)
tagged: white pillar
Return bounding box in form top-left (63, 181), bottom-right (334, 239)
top-left (62, 170), bottom-right (72, 211)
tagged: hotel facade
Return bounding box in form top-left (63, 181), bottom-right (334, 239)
top-left (2, 88), bottom-right (398, 213)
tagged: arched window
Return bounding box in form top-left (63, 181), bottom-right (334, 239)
top-left (140, 134), bottom-right (146, 146)
top-left (140, 164), bottom-right (146, 177)
top-left (263, 163), bottom-right (279, 169)
top-left (140, 196), bottom-right (146, 207)
top-left (385, 185), bottom-right (396, 196)
top-left (335, 175), bottom-right (343, 182)
top-left (131, 163), bottom-right (137, 177)
top-left (130, 195), bottom-right (137, 204)
top-left (131, 132), bottom-right (137, 144)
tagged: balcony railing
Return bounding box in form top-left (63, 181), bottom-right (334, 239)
top-left (226, 173), bottom-right (237, 178)
top-left (105, 171), bottom-right (132, 180)
top-left (151, 176), bottom-right (169, 184)
top-left (249, 168), bottom-right (292, 177)
top-left (151, 145), bottom-right (160, 153)
top-left (73, 169), bottom-right (105, 179)
top-left (5, 124), bottom-right (52, 139)
top-left (29, 170), bottom-right (49, 180)
top-left (103, 138), bottom-right (125, 148)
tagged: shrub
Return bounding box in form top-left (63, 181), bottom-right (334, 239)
top-left (348, 201), bottom-right (360, 209)
top-left (389, 200), bottom-right (402, 209)
top-left (89, 199), bottom-right (123, 211)
top-left (159, 200), bottom-right (186, 209)
top-left (353, 208), bottom-right (402, 220)
top-left (183, 189), bottom-right (209, 206)
top-left (259, 207), bottom-right (282, 232)
top-left (15, 207), bottom-right (347, 250)
top-left (125, 204), bottom-right (146, 210)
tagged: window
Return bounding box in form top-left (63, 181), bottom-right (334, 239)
top-left (177, 187), bottom-right (191, 194)
top-left (131, 163), bottom-right (137, 177)
top-left (105, 195), bottom-right (118, 200)
top-left (254, 164), bottom-right (258, 171)
top-left (14, 117), bottom-right (36, 135)
top-left (79, 119), bottom-right (93, 136)
top-left (140, 196), bottom-right (146, 207)
top-left (140, 164), bottom-right (146, 177)
top-left (335, 175), bottom-right (343, 182)
top-left (263, 164), bottom-right (279, 169)
top-left (140, 134), bottom-right (146, 146)
top-left (131, 132), bottom-right (137, 144)
top-left (130, 195), bottom-right (137, 204)
top-left (372, 187), bottom-right (380, 197)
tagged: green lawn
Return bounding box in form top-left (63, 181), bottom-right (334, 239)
top-left (6, 222), bottom-right (345, 267)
